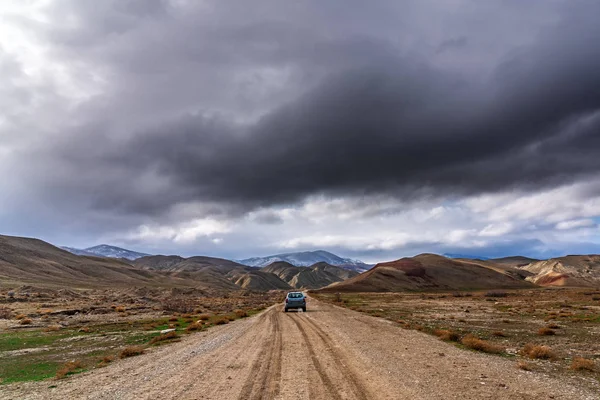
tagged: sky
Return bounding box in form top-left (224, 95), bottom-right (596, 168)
top-left (1, 0), bottom-right (600, 263)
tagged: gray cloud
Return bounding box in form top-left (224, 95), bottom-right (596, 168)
top-left (1, 0), bottom-right (599, 258)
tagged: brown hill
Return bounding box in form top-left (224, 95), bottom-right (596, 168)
top-left (318, 254), bottom-right (534, 292)
top-left (522, 255), bottom-right (600, 287)
top-left (262, 261), bottom-right (359, 289)
top-left (0, 234), bottom-right (188, 288)
top-left (135, 255), bottom-right (291, 291)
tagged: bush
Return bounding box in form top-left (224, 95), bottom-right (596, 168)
top-left (235, 309), bottom-right (248, 318)
top-left (119, 346), bottom-right (145, 358)
top-left (44, 325), bottom-right (61, 332)
top-left (492, 330), bottom-right (507, 337)
top-left (20, 318), bottom-right (32, 325)
top-left (461, 334), bottom-right (504, 354)
top-left (0, 307), bottom-right (12, 319)
top-left (570, 357), bottom-right (595, 371)
top-left (198, 313), bottom-right (211, 321)
top-left (186, 322), bottom-right (203, 332)
top-left (433, 329), bottom-right (460, 342)
top-left (484, 291), bottom-right (508, 298)
top-left (55, 360), bottom-right (83, 379)
top-left (538, 327), bottom-right (556, 336)
top-left (214, 316), bottom-right (229, 325)
top-left (517, 361), bottom-right (533, 371)
top-left (520, 343), bottom-right (556, 360)
top-left (115, 306), bottom-right (126, 313)
top-left (15, 314), bottom-right (26, 320)
top-left (162, 298), bottom-right (196, 313)
top-left (149, 331), bottom-right (178, 345)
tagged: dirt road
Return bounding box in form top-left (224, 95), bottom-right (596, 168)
top-left (1, 298), bottom-right (596, 399)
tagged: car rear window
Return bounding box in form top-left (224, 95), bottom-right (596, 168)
top-left (288, 293), bottom-right (303, 298)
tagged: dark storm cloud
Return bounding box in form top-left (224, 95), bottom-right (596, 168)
top-left (6, 0), bottom-right (600, 223)
top-left (48, 0), bottom-right (600, 218)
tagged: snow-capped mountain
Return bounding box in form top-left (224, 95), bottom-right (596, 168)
top-left (239, 250), bottom-right (371, 272)
top-left (62, 244), bottom-right (150, 260)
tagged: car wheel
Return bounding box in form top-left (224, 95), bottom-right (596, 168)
top-left (284, 308), bottom-right (288, 312)
top-left (302, 307), bottom-right (306, 312)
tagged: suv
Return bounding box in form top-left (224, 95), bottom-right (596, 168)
top-left (285, 292), bottom-right (306, 312)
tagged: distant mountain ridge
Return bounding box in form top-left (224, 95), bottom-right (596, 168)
top-left (239, 250), bottom-right (371, 272)
top-left (61, 244), bottom-right (150, 260)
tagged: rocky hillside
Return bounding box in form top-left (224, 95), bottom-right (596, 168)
top-left (521, 255), bottom-right (600, 287)
top-left (239, 250), bottom-right (371, 272)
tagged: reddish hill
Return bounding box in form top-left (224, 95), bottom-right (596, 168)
top-left (318, 254), bottom-right (534, 292)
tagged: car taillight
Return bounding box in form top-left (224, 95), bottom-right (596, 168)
top-left (285, 298), bottom-right (288, 303)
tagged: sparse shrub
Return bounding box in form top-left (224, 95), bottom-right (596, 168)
top-left (44, 325), bottom-right (61, 332)
top-left (55, 360), bottom-right (83, 379)
top-left (214, 316), bottom-right (229, 325)
top-left (592, 296), bottom-right (600, 301)
top-left (485, 291), bottom-right (508, 298)
top-left (235, 309), bottom-right (248, 318)
top-left (520, 343), bottom-right (556, 360)
top-left (149, 330), bottom-right (179, 345)
top-left (15, 314), bottom-right (26, 320)
top-left (492, 331), bottom-right (507, 337)
top-left (538, 327), bottom-right (556, 336)
top-left (461, 334), bottom-right (504, 354)
top-left (546, 323), bottom-right (560, 329)
top-left (0, 307), bottom-right (12, 319)
top-left (20, 318), bottom-right (32, 325)
top-left (198, 313), bottom-right (211, 321)
top-left (186, 322), bottom-right (203, 332)
top-left (434, 329), bottom-right (460, 342)
top-left (115, 306), bottom-right (126, 313)
top-left (119, 346), bottom-right (145, 358)
top-left (162, 298), bottom-right (196, 313)
top-left (102, 355), bottom-right (114, 363)
top-left (168, 316), bottom-right (179, 322)
top-left (570, 357), bottom-right (595, 371)
top-left (517, 361), bottom-right (533, 371)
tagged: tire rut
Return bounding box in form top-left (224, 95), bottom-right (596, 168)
top-left (287, 313), bottom-right (344, 400)
top-left (298, 313), bottom-right (371, 400)
top-left (237, 308), bottom-right (283, 400)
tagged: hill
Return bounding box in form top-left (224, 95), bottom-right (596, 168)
top-left (0, 235), bottom-right (185, 288)
top-left (521, 255), bottom-right (600, 287)
top-left (239, 250), bottom-right (371, 272)
top-left (262, 261), bottom-right (359, 289)
top-left (318, 254), bottom-right (534, 292)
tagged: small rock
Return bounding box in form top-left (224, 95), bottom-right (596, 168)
top-left (160, 328), bottom-right (176, 334)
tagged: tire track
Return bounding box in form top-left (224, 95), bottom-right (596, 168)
top-left (291, 312), bottom-right (371, 400)
top-left (287, 313), bottom-right (343, 400)
top-left (237, 308), bottom-right (283, 400)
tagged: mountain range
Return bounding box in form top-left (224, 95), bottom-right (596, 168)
top-left (239, 250), bottom-right (371, 272)
top-left (61, 245), bottom-right (150, 260)
top-left (3, 234), bottom-right (600, 293)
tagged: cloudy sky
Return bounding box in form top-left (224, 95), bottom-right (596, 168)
top-left (1, 0), bottom-right (600, 262)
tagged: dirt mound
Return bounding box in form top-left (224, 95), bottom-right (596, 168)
top-left (318, 253), bottom-right (534, 292)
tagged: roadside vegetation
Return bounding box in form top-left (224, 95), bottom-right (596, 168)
top-left (0, 288), bottom-right (281, 384)
top-left (313, 288), bottom-right (600, 383)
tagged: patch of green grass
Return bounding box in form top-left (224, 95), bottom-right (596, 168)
top-left (0, 331), bottom-right (71, 352)
top-left (0, 361), bottom-right (58, 384)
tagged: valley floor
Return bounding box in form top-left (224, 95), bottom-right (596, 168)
top-left (1, 298), bottom-right (597, 400)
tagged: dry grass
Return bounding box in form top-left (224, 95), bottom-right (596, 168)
top-left (119, 346), bottom-right (145, 358)
top-left (0, 307), bottom-right (12, 319)
top-left (15, 314), bottom-right (26, 320)
top-left (461, 334), bottom-right (504, 354)
top-left (538, 327), bottom-right (556, 336)
top-left (115, 306), bottom-right (126, 313)
top-left (433, 329), bottom-right (460, 342)
top-left (520, 343), bottom-right (556, 360)
top-left (186, 322), bottom-right (203, 332)
top-left (198, 313), bottom-right (211, 321)
top-left (491, 330), bottom-right (507, 337)
top-left (19, 318), bottom-right (32, 325)
top-left (213, 316), bottom-right (229, 325)
top-left (149, 331), bottom-right (178, 345)
top-left (570, 357), bottom-right (595, 372)
top-left (55, 360), bottom-right (83, 379)
top-left (43, 325), bottom-right (61, 332)
top-left (168, 316), bottom-right (179, 322)
top-left (517, 361), bottom-right (534, 371)
top-left (234, 309), bottom-right (248, 318)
